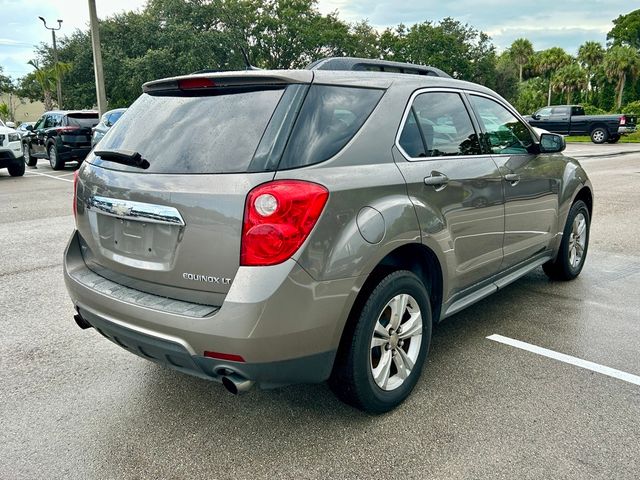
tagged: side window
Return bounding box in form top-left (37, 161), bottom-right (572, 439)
top-left (537, 107), bottom-right (553, 117)
top-left (34, 116), bottom-right (45, 130)
top-left (469, 95), bottom-right (534, 155)
top-left (552, 106), bottom-right (569, 115)
top-left (54, 114), bottom-right (63, 126)
top-left (399, 91), bottom-right (482, 158)
top-left (43, 115), bottom-right (55, 128)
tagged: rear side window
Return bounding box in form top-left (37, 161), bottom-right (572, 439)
top-left (278, 85), bottom-right (383, 169)
top-left (66, 113), bottom-right (99, 128)
top-left (399, 91), bottom-right (481, 157)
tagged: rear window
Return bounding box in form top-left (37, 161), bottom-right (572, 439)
top-left (91, 88), bottom-right (285, 174)
top-left (66, 113), bottom-right (99, 128)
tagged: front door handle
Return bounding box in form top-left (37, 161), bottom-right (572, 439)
top-left (424, 172), bottom-right (449, 191)
top-left (504, 173), bottom-right (520, 185)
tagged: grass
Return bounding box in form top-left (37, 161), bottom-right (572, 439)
top-left (565, 131), bottom-right (640, 143)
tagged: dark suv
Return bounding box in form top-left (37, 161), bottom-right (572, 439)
top-left (64, 58), bottom-right (593, 413)
top-left (22, 110), bottom-right (99, 169)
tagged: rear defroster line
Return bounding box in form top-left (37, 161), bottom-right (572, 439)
top-left (487, 334), bottom-right (640, 386)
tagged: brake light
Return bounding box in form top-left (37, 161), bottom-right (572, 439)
top-left (178, 77), bottom-right (216, 90)
top-left (240, 180), bottom-right (329, 266)
top-left (73, 169), bottom-right (79, 220)
top-left (204, 351), bottom-right (245, 362)
top-left (620, 116), bottom-right (626, 126)
top-left (58, 126), bottom-right (80, 133)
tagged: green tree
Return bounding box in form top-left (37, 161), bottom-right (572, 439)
top-left (514, 77), bottom-right (547, 114)
top-left (0, 66), bottom-right (13, 93)
top-left (551, 63), bottom-right (586, 104)
top-left (494, 51), bottom-right (519, 101)
top-left (534, 47), bottom-right (572, 105)
top-left (577, 41), bottom-right (604, 102)
top-left (509, 38), bottom-right (534, 83)
top-left (607, 9), bottom-right (640, 49)
top-left (27, 60), bottom-right (57, 110)
top-left (604, 45), bottom-right (640, 109)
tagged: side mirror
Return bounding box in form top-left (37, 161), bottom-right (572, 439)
top-left (532, 114), bottom-right (540, 120)
top-left (539, 133), bottom-right (565, 153)
top-left (25, 125), bottom-right (34, 131)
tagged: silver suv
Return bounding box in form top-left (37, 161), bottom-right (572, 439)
top-left (64, 58), bottom-right (593, 413)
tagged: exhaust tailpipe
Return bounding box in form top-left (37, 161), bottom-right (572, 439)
top-left (74, 313), bottom-right (92, 330)
top-left (222, 374), bottom-right (255, 395)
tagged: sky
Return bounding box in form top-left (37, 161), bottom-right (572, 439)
top-left (0, 0), bottom-right (636, 80)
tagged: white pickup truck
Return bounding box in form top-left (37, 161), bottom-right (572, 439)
top-left (0, 119), bottom-right (25, 177)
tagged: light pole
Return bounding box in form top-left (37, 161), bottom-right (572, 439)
top-left (88, 0), bottom-right (107, 116)
top-left (38, 16), bottom-right (63, 109)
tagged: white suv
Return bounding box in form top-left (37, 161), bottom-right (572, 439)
top-left (0, 119), bottom-right (25, 177)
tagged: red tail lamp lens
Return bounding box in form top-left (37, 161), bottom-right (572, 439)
top-left (204, 351), bottom-right (245, 362)
top-left (178, 78), bottom-right (216, 90)
top-left (73, 169), bottom-right (79, 219)
top-left (240, 180), bottom-right (329, 266)
top-left (620, 116), bottom-right (626, 126)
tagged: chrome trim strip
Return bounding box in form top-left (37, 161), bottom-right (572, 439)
top-left (87, 195), bottom-right (185, 226)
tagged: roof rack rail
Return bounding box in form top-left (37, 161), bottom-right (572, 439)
top-left (306, 57), bottom-right (451, 78)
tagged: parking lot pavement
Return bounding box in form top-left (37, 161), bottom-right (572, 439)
top-left (1, 151), bottom-right (639, 479)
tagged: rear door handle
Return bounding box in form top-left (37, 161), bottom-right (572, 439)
top-left (424, 172), bottom-right (449, 191)
top-left (504, 173), bottom-right (520, 185)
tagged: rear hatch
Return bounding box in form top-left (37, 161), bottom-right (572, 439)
top-left (75, 71), bottom-right (312, 305)
top-left (62, 112), bottom-right (99, 148)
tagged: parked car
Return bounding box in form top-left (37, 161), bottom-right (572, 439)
top-left (0, 119), bottom-right (25, 177)
top-left (15, 122), bottom-right (35, 138)
top-left (92, 108), bottom-right (127, 147)
top-left (64, 57), bottom-right (593, 413)
top-left (524, 105), bottom-right (637, 143)
top-left (22, 110), bottom-right (99, 169)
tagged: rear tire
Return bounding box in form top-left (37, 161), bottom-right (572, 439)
top-left (590, 127), bottom-right (608, 144)
top-left (543, 200), bottom-right (590, 280)
top-left (23, 143), bottom-right (36, 166)
top-left (606, 134), bottom-right (620, 144)
top-left (48, 145), bottom-right (63, 170)
top-left (329, 270), bottom-right (432, 413)
top-left (7, 161), bottom-right (25, 177)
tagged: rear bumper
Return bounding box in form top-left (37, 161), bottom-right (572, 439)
top-left (618, 126), bottom-right (637, 135)
top-left (64, 231), bottom-right (361, 387)
top-left (57, 144), bottom-right (91, 162)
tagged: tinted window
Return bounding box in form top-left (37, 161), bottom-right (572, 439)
top-left (44, 115), bottom-right (56, 128)
top-left (278, 85), bottom-right (383, 169)
top-left (552, 106), bottom-right (569, 115)
top-left (66, 113), bottom-right (99, 128)
top-left (108, 110), bottom-right (124, 125)
top-left (537, 107), bottom-right (553, 117)
top-left (92, 88), bottom-right (285, 173)
top-left (470, 95), bottom-right (534, 155)
top-left (400, 91), bottom-right (481, 157)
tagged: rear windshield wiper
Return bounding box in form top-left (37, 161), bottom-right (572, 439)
top-left (94, 149), bottom-right (150, 169)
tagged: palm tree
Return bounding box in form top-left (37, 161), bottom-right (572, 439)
top-left (27, 59), bottom-right (72, 110)
top-left (510, 38), bottom-right (534, 83)
top-left (535, 48), bottom-right (572, 106)
top-left (577, 41), bottom-right (605, 102)
top-left (551, 64), bottom-right (587, 104)
top-left (604, 45), bottom-right (640, 109)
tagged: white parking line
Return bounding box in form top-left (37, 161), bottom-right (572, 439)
top-left (487, 334), bottom-right (640, 386)
top-left (24, 170), bottom-right (73, 183)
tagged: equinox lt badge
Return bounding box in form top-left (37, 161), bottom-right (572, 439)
top-left (182, 273), bottom-right (231, 285)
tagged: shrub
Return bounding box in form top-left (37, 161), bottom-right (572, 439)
top-left (581, 103), bottom-right (607, 115)
top-left (621, 101), bottom-right (640, 115)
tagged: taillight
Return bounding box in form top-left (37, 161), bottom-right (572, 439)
top-left (240, 180), bottom-right (329, 266)
top-left (73, 169), bottom-right (79, 220)
top-left (58, 126), bottom-right (80, 133)
top-left (620, 116), bottom-right (626, 126)
top-left (178, 77), bottom-right (216, 90)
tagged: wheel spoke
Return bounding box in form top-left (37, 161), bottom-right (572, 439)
top-left (373, 350), bottom-right (392, 388)
top-left (374, 320), bottom-right (390, 340)
top-left (371, 336), bottom-right (387, 348)
top-left (398, 312), bottom-right (422, 339)
top-left (389, 294), bottom-right (408, 330)
top-left (577, 218), bottom-right (586, 237)
top-left (393, 350), bottom-right (412, 379)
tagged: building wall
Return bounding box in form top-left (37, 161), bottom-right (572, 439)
top-left (0, 93), bottom-right (45, 124)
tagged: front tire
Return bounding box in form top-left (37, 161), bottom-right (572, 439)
top-left (329, 270), bottom-right (432, 413)
top-left (23, 143), bottom-right (36, 166)
top-left (7, 161), bottom-right (25, 177)
top-left (590, 127), bottom-right (608, 144)
top-left (543, 200), bottom-right (590, 280)
top-left (48, 145), bottom-right (63, 170)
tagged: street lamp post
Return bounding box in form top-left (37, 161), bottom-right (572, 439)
top-left (38, 16), bottom-right (63, 109)
top-left (88, 0), bottom-right (107, 116)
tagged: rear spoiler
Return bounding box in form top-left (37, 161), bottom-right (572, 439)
top-left (143, 71), bottom-right (312, 94)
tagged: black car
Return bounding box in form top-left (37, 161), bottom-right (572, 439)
top-left (22, 110), bottom-right (99, 169)
top-left (91, 108), bottom-right (127, 147)
top-left (524, 105), bottom-right (637, 144)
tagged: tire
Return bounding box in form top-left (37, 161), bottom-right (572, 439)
top-left (7, 160), bottom-right (25, 177)
top-left (48, 144), bottom-right (63, 170)
top-left (590, 127), bottom-right (608, 144)
top-left (543, 200), bottom-right (590, 281)
top-left (329, 270), bottom-right (432, 413)
top-left (606, 135), bottom-right (620, 144)
top-left (23, 143), bottom-right (36, 167)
